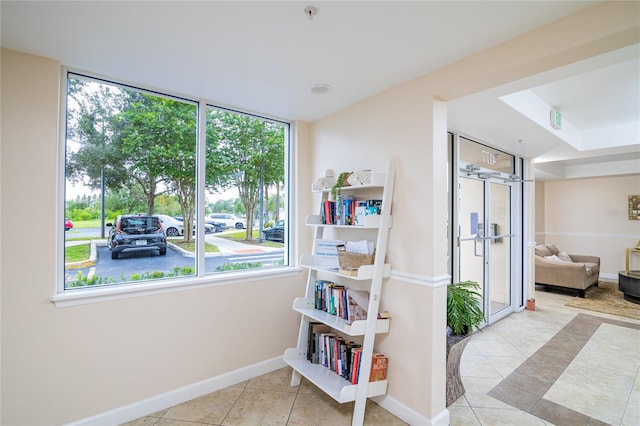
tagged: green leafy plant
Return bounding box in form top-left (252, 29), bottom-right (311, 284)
top-left (215, 262), bottom-right (263, 272)
top-left (331, 171), bottom-right (352, 199)
top-left (447, 280), bottom-right (484, 335)
top-left (68, 271), bottom-right (115, 287)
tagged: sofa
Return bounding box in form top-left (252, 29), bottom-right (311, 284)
top-left (534, 244), bottom-right (600, 298)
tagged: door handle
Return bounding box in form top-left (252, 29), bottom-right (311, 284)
top-left (474, 235), bottom-right (483, 257)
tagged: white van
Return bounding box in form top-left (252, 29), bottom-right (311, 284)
top-left (208, 213), bottom-right (246, 229)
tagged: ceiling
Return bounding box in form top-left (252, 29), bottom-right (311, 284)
top-left (2, 1), bottom-right (638, 180)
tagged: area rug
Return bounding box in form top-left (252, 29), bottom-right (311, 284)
top-left (565, 281), bottom-right (640, 320)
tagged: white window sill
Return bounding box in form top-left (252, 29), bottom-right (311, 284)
top-left (51, 266), bottom-right (302, 308)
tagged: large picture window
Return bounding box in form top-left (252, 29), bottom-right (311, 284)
top-left (63, 72), bottom-right (289, 291)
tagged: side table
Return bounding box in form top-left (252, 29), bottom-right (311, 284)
top-left (619, 270), bottom-right (640, 304)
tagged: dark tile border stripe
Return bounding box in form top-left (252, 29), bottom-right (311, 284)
top-left (487, 313), bottom-right (640, 425)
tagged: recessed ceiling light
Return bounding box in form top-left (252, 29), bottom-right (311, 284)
top-left (310, 84), bottom-right (331, 95)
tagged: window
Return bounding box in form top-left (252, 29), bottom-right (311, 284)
top-left (63, 72), bottom-right (289, 292)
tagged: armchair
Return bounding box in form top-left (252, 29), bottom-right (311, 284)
top-left (535, 244), bottom-right (600, 298)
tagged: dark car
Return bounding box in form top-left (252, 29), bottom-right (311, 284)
top-left (263, 220), bottom-right (285, 243)
top-left (204, 218), bottom-right (225, 233)
top-left (64, 218), bottom-right (73, 231)
top-left (107, 215), bottom-right (167, 259)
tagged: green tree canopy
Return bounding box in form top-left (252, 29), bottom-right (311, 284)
top-left (206, 109), bottom-right (285, 240)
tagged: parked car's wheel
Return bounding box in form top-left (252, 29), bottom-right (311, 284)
top-left (166, 227), bottom-right (179, 237)
top-left (111, 251), bottom-right (119, 260)
top-left (235, 223), bottom-right (244, 229)
top-left (159, 248), bottom-right (167, 256)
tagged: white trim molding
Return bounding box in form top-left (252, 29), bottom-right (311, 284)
top-left (543, 231), bottom-right (640, 240)
top-left (52, 267), bottom-right (302, 308)
top-left (390, 270), bottom-right (451, 288)
top-left (69, 356), bottom-right (287, 425)
top-left (372, 395), bottom-right (450, 426)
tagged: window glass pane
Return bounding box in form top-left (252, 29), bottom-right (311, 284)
top-left (459, 136), bottom-right (514, 174)
top-left (204, 107), bottom-right (288, 274)
top-left (64, 74), bottom-right (197, 289)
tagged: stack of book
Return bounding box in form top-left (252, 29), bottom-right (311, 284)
top-left (315, 280), bottom-right (369, 323)
top-left (321, 199), bottom-right (382, 225)
top-left (307, 322), bottom-right (388, 384)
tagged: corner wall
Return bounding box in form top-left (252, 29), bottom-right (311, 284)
top-left (540, 175), bottom-right (640, 278)
top-left (0, 48), bottom-right (305, 425)
top-left (307, 2), bottom-right (639, 423)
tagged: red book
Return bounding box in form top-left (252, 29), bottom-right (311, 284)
top-left (351, 349), bottom-right (362, 384)
top-left (323, 200), bottom-right (332, 224)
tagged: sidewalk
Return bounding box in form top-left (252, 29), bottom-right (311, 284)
top-left (170, 234), bottom-right (281, 257)
top-left (64, 234), bottom-right (278, 267)
top-left (204, 234), bottom-right (277, 255)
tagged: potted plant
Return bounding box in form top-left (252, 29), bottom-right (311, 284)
top-left (331, 171), bottom-right (352, 200)
top-left (446, 280), bottom-right (484, 406)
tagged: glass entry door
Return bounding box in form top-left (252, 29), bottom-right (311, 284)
top-left (454, 135), bottom-right (518, 325)
top-left (458, 175), bottom-right (514, 324)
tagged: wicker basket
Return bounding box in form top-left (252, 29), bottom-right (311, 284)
top-left (337, 244), bottom-right (375, 269)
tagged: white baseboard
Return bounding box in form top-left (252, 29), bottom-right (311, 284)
top-left (600, 272), bottom-right (618, 281)
top-left (69, 356), bottom-right (286, 425)
top-left (372, 394), bottom-right (449, 426)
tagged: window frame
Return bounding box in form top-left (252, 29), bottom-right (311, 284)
top-left (54, 68), bottom-right (296, 306)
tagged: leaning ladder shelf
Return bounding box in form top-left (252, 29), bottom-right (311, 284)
top-left (284, 158), bottom-right (396, 426)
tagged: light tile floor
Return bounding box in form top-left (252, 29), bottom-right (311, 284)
top-left (125, 284), bottom-right (640, 426)
top-left (451, 284), bottom-right (640, 426)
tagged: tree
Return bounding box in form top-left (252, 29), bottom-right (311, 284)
top-left (206, 109), bottom-right (285, 241)
top-left (66, 79), bottom-right (133, 191)
top-left (117, 95), bottom-right (197, 241)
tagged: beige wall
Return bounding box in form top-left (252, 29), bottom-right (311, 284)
top-left (538, 175), bottom-right (640, 277)
top-left (1, 1), bottom-right (639, 424)
top-left (309, 79), bottom-right (450, 419)
top-left (0, 49), bottom-right (305, 425)
top-left (308, 1), bottom-right (639, 422)
top-left (535, 181), bottom-right (547, 245)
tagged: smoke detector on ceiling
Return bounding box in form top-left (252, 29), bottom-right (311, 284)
top-left (304, 5), bottom-right (318, 20)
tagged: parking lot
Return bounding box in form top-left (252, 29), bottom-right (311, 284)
top-left (65, 232), bottom-right (285, 284)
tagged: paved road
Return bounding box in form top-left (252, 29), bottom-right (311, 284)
top-left (65, 226), bottom-right (110, 239)
top-left (65, 239), bottom-right (285, 284)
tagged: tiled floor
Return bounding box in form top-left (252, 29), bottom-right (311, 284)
top-left (125, 283), bottom-right (640, 426)
top-left (123, 366), bottom-right (407, 426)
top-left (451, 284), bottom-right (640, 426)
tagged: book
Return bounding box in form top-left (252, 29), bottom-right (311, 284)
top-left (343, 342), bottom-right (361, 380)
top-left (322, 200), bottom-right (336, 224)
top-left (370, 354), bottom-right (388, 381)
top-left (315, 239), bottom-right (345, 267)
top-left (346, 289), bottom-right (369, 323)
top-left (350, 348), bottom-right (362, 384)
top-left (320, 332), bottom-right (335, 367)
top-left (307, 322), bottom-right (331, 363)
top-left (338, 268), bottom-right (359, 277)
top-left (315, 280), bottom-right (334, 311)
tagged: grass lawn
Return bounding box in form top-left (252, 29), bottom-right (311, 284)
top-left (68, 219), bottom-right (104, 228)
top-left (222, 229), bottom-right (283, 248)
top-left (172, 240), bottom-right (219, 253)
top-left (65, 236), bottom-right (102, 242)
top-left (65, 243), bottom-right (91, 262)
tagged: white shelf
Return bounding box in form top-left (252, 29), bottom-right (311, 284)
top-left (292, 298), bottom-right (390, 336)
top-left (284, 348), bottom-right (388, 403)
top-left (311, 172), bottom-right (386, 193)
top-left (305, 214), bottom-right (392, 229)
top-left (290, 159), bottom-right (395, 425)
top-left (299, 255), bottom-right (391, 280)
